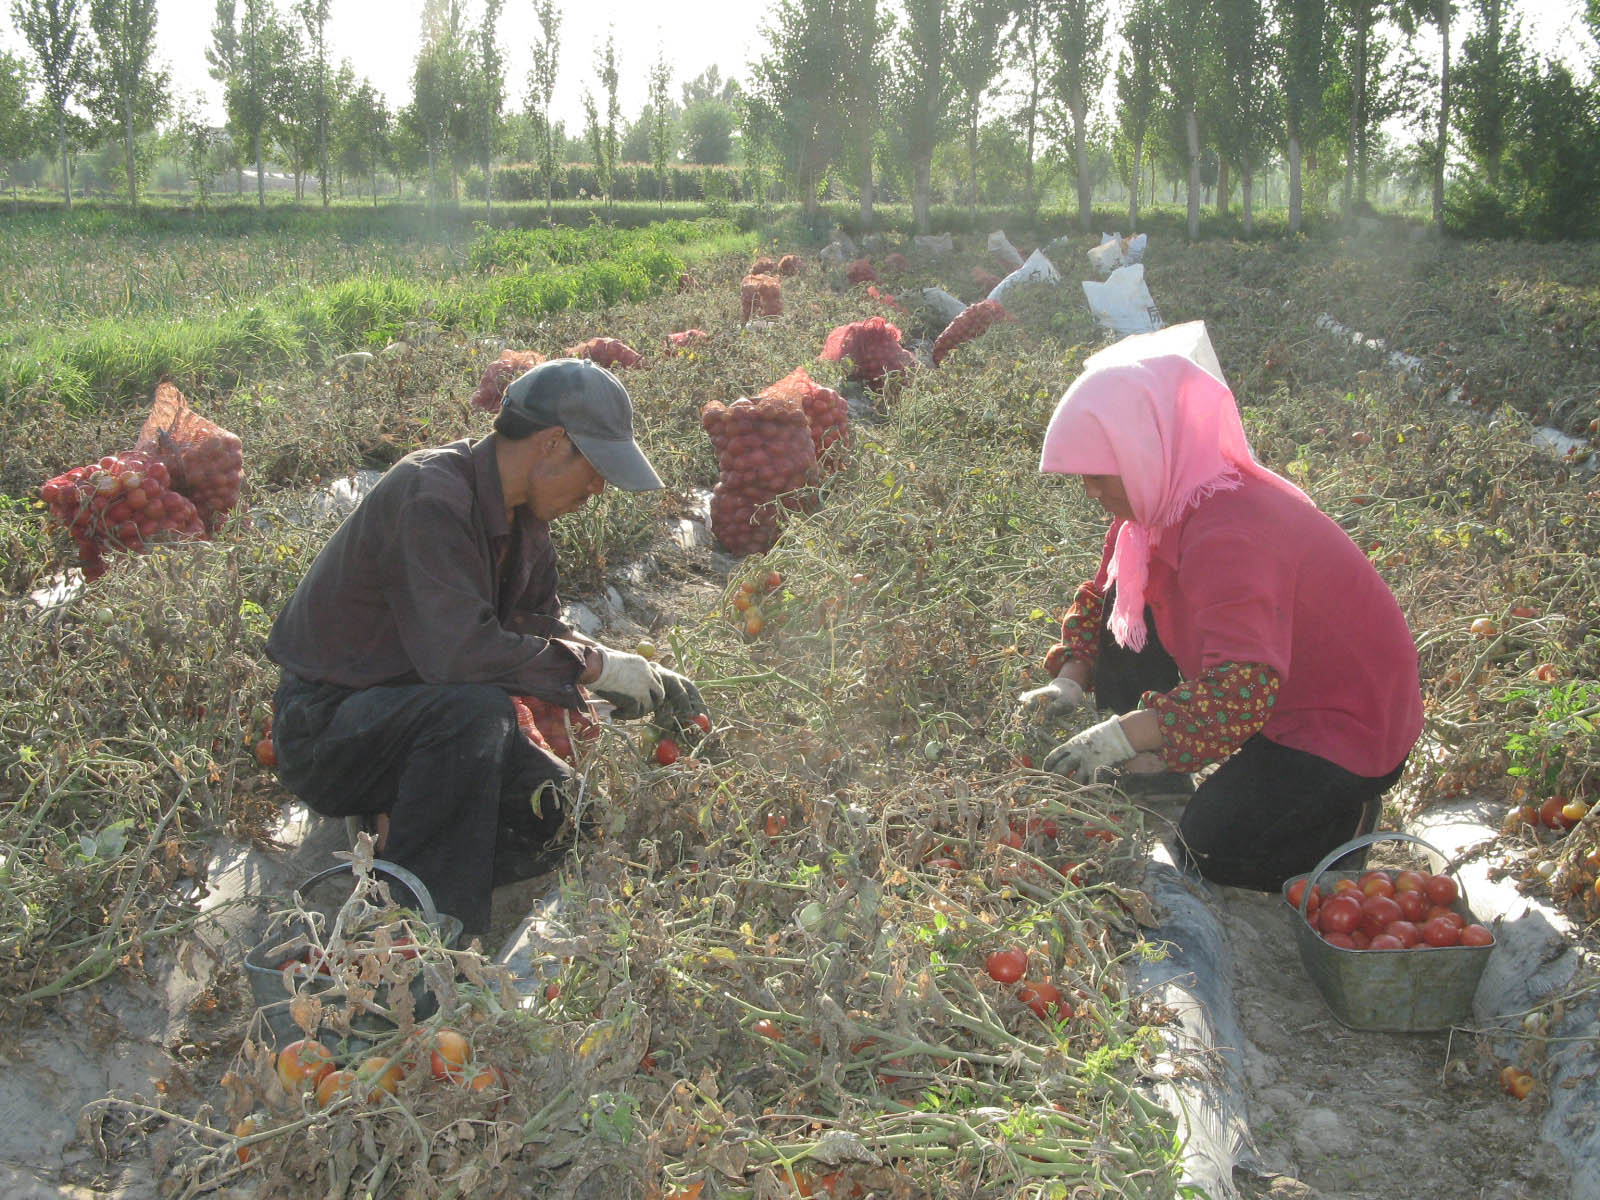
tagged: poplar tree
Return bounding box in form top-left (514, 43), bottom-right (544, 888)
top-left (87, 0), bottom-right (166, 208)
top-left (950, 0), bottom-right (1007, 221)
top-left (1049, 0), bottom-right (1107, 231)
top-left (526, 0), bottom-right (560, 222)
top-left (12, 0), bottom-right (93, 207)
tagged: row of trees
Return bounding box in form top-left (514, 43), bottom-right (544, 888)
top-left (4, 0), bottom-right (1597, 237)
top-left (746, 0), bottom-right (1600, 239)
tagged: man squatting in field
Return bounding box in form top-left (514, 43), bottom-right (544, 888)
top-left (1021, 325), bottom-right (1424, 887)
top-left (265, 359), bottom-right (705, 934)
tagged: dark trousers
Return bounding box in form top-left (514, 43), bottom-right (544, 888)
top-left (272, 672), bottom-right (574, 934)
top-left (1093, 600), bottom-right (1403, 892)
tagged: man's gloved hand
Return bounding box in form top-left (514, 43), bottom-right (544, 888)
top-left (1017, 668), bottom-right (1088, 719)
top-left (654, 667), bottom-right (707, 724)
top-left (590, 648), bottom-right (666, 720)
top-left (1042, 715), bottom-right (1137, 781)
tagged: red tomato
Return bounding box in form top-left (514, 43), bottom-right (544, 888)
top-left (1459, 924), bottom-right (1494, 946)
top-left (1368, 933), bottom-right (1405, 950)
top-left (764, 812), bottom-right (788, 837)
top-left (462, 1063), bottom-right (506, 1093)
top-left (692, 713), bottom-right (712, 734)
top-left (1396, 889), bottom-right (1429, 922)
top-left (997, 829), bottom-right (1024, 851)
top-left (1331, 878), bottom-right (1362, 898)
top-left (926, 857), bottom-right (963, 871)
top-left (655, 739), bottom-right (681, 766)
top-left (985, 949), bottom-right (1028, 983)
top-left (255, 736), bottom-right (277, 768)
top-left (1422, 916), bottom-right (1462, 947)
top-left (429, 1030), bottom-right (472, 1082)
top-left (1392, 869), bottom-right (1428, 894)
top-left (1359, 894), bottom-right (1404, 937)
top-left (1538, 796), bottom-right (1567, 829)
top-left (276, 1039), bottom-right (335, 1092)
top-left (1017, 980), bottom-right (1067, 1020)
top-left (1320, 895), bottom-right (1362, 935)
top-left (1422, 874), bottom-right (1459, 905)
top-left (752, 1019), bottom-right (783, 1041)
top-left (1384, 920), bottom-right (1422, 948)
top-left (1285, 879), bottom-right (1321, 911)
top-left (1348, 929), bottom-right (1371, 949)
top-left (1322, 931), bottom-right (1357, 949)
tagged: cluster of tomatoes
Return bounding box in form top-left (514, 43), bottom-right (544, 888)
top-left (512, 693), bottom-right (599, 764)
top-left (702, 394), bottom-right (821, 557)
top-left (236, 1028), bottom-right (505, 1163)
top-left (39, 451), bottom-right (207, 579)
top-left (727, 568), bottom-right (784, 639)
top-left (1287, 868), bottom-right (1494, 951)
top-left (983, 948), bottom-right (1073, 1022)
top-left (1507, 794), bottom-right (1591, 834)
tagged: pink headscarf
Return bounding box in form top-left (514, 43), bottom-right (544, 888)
top-left (1039, 347), bottom-right (1311, 650)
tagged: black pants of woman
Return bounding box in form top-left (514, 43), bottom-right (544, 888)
top-left (1093, 604), bottom-right (1404, 892)
top-left (272, 672), bottom-right (574, 935)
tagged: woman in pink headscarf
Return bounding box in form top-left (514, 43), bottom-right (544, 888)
top-left (1022, 327), bottom-right (1422, 889)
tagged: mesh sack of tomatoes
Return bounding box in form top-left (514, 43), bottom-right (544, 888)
top-left (931, 299), bottom-right (1010, 366)
top-left (133, 382), bottom-right (244, 535)
top-left (471, 348), bottom-right (547, 412)
top-left (564, 337), bottom-right (642, 370)
top-left (820, 315), bottom-right (916, 393)
top-left (883, 252), bottom-right (910, 274)
top-left (39, 451), bottom-right (207, 580)
top-left (845, 258), bottom-right (878, 286)
top-left (511, 694), bottom-right (599, 765)
top-left (749, 256), bottom-right (778, 275)
top-left (701, 394), bottom-right (820, 557)
top-left (777, 253), bottom-right (801, 276)
top-left (740, 273), bottom-right (782, 323)
top-left (664, 329), bottom-right (709, 356)
top-left (759, 367), bottom-right (850, 471)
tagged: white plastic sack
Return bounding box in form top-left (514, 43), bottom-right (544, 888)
top-left (987, 230), bottom-right (1024, 270)
top-left (913, 232), bottom-right (954, 257)
top-left (1125, 233), bottom-right (1147, 263)
top-left (1082, 319), bottom-right (1226, 390)
top-left (819, 241), bottom-right (850, 269)
top-left (1081, 263), bottom-right (1164, 337)
top-left (1086, 237), bottom-right (1124, 274)
top-left (988, 249), bottom-right (1062, 304)
top-left (919, 287), bottom-right (967, 325)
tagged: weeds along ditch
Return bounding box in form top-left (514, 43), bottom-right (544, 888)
top-left (2, 219), bottom-right (1599, 1197)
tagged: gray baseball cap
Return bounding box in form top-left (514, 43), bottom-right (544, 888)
top-left (500, 358), bottom-right (663, 491)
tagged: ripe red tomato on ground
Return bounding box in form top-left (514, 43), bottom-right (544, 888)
top-left (1017, 981), bottom-right (1068, 1020)
top-left (752, 1019), bottom-right (783, 1040)
top-left (275, 1039), bottom-right (335, 1092)
top-left (655, 739), bottom-right (680, 766)
top-left (985, 949), bottom-right (1028, 983)
top-left (764, 812), bottom-right (788, 837)
top-left (692, 713), bottom-right (712, 733)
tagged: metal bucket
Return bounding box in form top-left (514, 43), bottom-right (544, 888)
top-left (244, 860), bottom-right (463, 1051)
top-left (1283, 831), bottom-right (1495, 1033)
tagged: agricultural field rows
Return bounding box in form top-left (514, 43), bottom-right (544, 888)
top-left (1, 212), bottom-right (1598, 1197)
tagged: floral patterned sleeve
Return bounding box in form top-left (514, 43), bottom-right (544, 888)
top-left (1140, 662), bottom-right (1282, 771)
top-left (1043, 582), bottom-right (1105, 676)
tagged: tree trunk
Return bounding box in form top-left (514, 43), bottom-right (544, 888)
top-left (1242, 159), bottom-right (1254, 237)
top-left (57, 114), bottom-right (72, 210)
top-left (1072, 102), bottom-right (1091, 231)
top-left (320, 120), bottom-right (329, 209)
top-left (254, 130), bottom-right (265, 208)
top-left (857, 126), bottom-right (874, 230)
top-left (1022, 70), bottom-right (1040, 220)
top-left (1128, 133), bottom-right (1142, 231)
top-left (913, 154), bottom-right (932, 234)
top-left (1217, 156), bottom-right (1229, 216)
top-left (123, 91), bottom-right (137, 208)
top-left (966, 115), bottom-right (978, 222)
top-left (426, 144), bottom-right (436, 213)
top-left (1288, 133), bottom-right (1303, 234)
top-left (1185, 108), bottom-right (1201, 240)
top-left (1433, 0), bottom-right (1449, 233)
top-left (1344, 18), bottom-right (1366, 217)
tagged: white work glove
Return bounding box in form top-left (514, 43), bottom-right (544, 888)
top-left (1017, 668), bottom-right (1088, 719)
top-left (1042, 715), bottom-right (1137, 781)
top-left (590, 648), bottom-right (666, 720)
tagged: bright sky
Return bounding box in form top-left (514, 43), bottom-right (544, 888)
top-left (0, 0), bottom-right (1590, 134)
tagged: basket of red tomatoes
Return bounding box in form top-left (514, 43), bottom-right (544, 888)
top-left (1283, 832), bottom-right (1496, 1032)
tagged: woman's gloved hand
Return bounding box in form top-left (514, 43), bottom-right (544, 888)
top-left (1017, 667), bottom-right (1088, 719)
top-left (654, 667), bottom-right (707, 722)
top-left (1042, 715), bottom-right (1136, 781)
top-left (590, 648), bottom-right (666, 719)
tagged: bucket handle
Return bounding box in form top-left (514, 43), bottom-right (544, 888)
top-left (1296, 831), bottom-right (1468, 920)
top-left (292, 859), bottom-right (442, 927)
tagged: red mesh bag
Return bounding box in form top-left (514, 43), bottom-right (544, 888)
top-left (820, 316), bottom-right (915, 392)
top-left (750, 256), bottom-right (778, 276)
top-left (759, 367), bottom-right (850, 470)
top-left (512, 694), bottom-right (599, 765)
top-left (971, 267), bottom-right (1002, 296)
top-left (134, 382), bottom-right (244, 535)
top-left (845, 258), bottom-right (878, 285)
top-left (565, 337), bottom-right (643, 369)
top-left (740, 273), bottom-right (782, 322)
top-left (664, 329), bottom-right (709, 356)
top-left (931, 299), bottom-right (1010, 366)
top-left (472, 349), bottom-right (547, 412)
top-left (39, 450), bottom-right (207, 580)
top-left (884, 252), bottom-right (910, 274)
top-left (700, 394), bottom-right (820, 556)
top-left (777, 254), bottom-right (801, 276)
top-left (866, 285), bottom-right (905, 313)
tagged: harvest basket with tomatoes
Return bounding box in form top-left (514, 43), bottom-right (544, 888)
top-left (1284, 832), bottom-right (1496, 1033)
